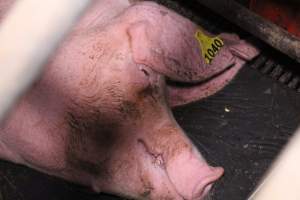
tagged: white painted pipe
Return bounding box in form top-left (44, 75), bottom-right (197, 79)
top-left (249, 127), bottom-right (300, 200)
top-left (0, 0), bottom-right (91, 122)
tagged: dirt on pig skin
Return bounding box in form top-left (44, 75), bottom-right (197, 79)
top-left (0, 0), bottom-right (259, 200)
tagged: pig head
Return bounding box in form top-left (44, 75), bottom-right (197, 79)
top-left (0, 1), bottom-right (259, 200)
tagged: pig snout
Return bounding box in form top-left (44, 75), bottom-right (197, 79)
top-left (137, 122), bottom-right (224, 200)
top-left (166, 146), bottom-right (223, 199)
top-left (79, 65), bottom-right (224, 199)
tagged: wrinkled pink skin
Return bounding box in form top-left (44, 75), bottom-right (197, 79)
top-left (0, 1), bottom-right (259, 199)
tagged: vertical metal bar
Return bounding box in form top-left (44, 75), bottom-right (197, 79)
top-left (0, 0), bottom-right (91, 122)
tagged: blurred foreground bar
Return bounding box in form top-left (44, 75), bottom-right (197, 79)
top-left (249, 127), bottom-right (300, 199)
top-left (0, 0), bottom-right (91, 122)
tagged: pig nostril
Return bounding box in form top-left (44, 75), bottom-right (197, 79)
top-left (191, 167), bottom-right (224, 200)
top-left (192, 183), bottom-right (212, 200)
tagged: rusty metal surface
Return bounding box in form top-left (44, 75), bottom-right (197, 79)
top-left (193, 0), bottom-right (300, 63)
top-left (250, 0), bottom-right (300, 38)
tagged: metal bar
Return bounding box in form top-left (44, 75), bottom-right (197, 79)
top-left (195, 0), bottom-right (300, 63)
top-left (0, 0), bottom-right (91, 122)
top-left (248, 128), bottom-right (300, 200)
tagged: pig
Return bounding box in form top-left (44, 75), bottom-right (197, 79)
top-left (0, 0), bottom-right (259, 199)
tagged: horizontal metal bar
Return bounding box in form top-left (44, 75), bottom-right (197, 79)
top-left (195, 0), bottom-right (300, 63)
top-left (0, 0), bottom-right (91, 122)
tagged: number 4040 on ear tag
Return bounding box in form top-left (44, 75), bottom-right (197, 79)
top-left (195, 29), bottom-right (224, 64)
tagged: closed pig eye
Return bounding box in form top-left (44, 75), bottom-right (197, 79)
top-left (141, 68), bottom-right (150, 77)
top-left (138, 64), bottom-right (151, 77)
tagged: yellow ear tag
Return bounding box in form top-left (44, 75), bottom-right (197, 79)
top-left (195, 29), bottom-right (224, 64)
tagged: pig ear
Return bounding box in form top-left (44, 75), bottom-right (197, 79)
top-left (127, 21), bottom-right (259, 107)
top-left (167, 36), bottom-right (259, 107)
top-left (166, 36), bottom-right (259, 107)
top-left (127, 20), bottom-right (209, 83)
top-left (220, 33), bottom-right (260, 61)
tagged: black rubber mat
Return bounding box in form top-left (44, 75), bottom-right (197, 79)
top-left (1, 1), bottom-right (300, 200)
top-left (175, 63), bottom-right (300, 200)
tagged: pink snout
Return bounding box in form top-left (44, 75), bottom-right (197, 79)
top-left (166, 149), bottom-right (224, 200)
